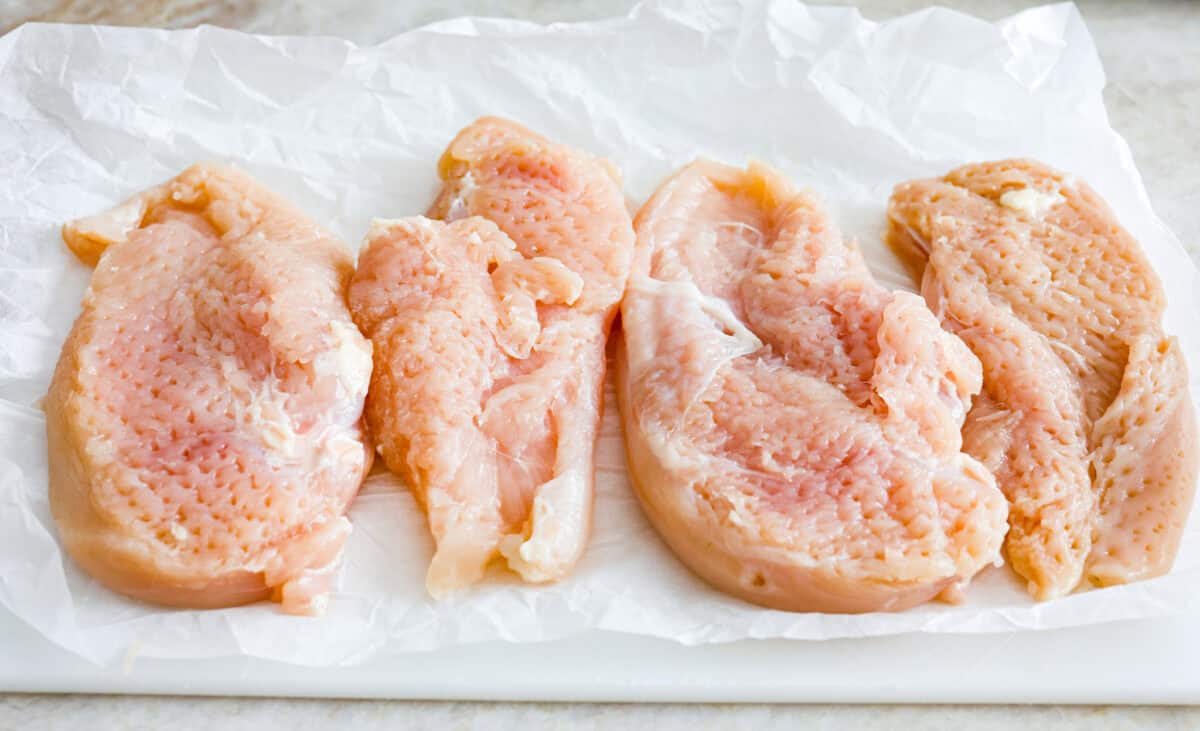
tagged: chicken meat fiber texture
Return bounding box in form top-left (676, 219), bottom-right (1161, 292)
top-left (349, 117), bottom-right (636, 596)
top-left (42, 145), bottom-right (1194, 619)
top-left (46, 163), bottom-right (373, 614)
top-left (616, 160), bottom-right (1009, 613)
top-left (888, 159), bottom-right (1198, 600)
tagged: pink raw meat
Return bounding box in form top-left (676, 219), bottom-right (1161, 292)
top-left (47, 163), bottom-right (373, 614)
top-left (888, 159), bottom-right (1198, 599)
top-left (349, 117), bottom-right (635, 595)
top-left (617, 160), bottom-right (1008, 613)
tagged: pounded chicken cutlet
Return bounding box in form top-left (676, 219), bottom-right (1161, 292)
top-left (616, 160), bottom-right (1008, 613)
top-left (47, 163), bottom-right (373, 614)
top-left (349, 117), bottom-right (635, 595)
top-left (888, 158), bottom-right (1197, 599)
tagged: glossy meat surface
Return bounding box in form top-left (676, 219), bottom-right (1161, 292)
top-left (350, 118), bottom-right (635, 595)
top-left (617, 160), bottom-right (1008, 612)
top-left (888, 159), bottom-right (1197, 598)
top-left (48, 163), bottom-right (373, 613)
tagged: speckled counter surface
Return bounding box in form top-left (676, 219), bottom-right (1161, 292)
top-left (0, 0), bottom-right (1197, 727)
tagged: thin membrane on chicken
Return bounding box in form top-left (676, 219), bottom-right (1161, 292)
top-left (888, 159), bottom-right (1198, 599)
top-left (47, 163), bottom-right (373, 614)
top-left (349, 117), bottom-right (635, 595)
top-left (616, 160), bottom-right (1008, 613)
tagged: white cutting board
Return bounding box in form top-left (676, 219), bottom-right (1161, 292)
top-left (3, 3), bottom-right (1199, 700)
top-left (2, 603), bottom-right (1196, 703)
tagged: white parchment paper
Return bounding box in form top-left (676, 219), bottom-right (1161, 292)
top-left (1, 0), bottom-right (1198, 667)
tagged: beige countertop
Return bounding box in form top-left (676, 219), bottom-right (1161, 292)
top-left (1, 0), bottom-right (1197, 727)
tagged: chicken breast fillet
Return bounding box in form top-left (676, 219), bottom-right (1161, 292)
top-left (349, 117), bottom-right (635, 595)
top-left (616, 160), bottom-right (1008, 613)
top-left (888, 159), bottom-right (1198, 599)
top-left (47, 163), bottom-right (373, 614)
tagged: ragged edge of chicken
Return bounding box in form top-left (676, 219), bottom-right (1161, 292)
top-left (47, 163), bottom-right (373, 614)
top-left (886, 158), bottom-right (1198, 599)
top-left (616, 159), bottom-right (1009, 613)
top-left (351, 117), bottom-right (635, 596)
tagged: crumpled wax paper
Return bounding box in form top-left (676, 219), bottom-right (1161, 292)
top-left (1, 0), bottom-right (1198, 667)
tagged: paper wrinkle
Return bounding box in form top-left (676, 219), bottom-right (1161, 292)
top-left (2, 0), bottom-right (1199, 667)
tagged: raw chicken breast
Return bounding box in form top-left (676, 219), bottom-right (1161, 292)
top-left (47, 163), bottom-right (373, 614)
top-left (888, 159), bottom-right (1198, 599)
top-left (616, 160), bottom-right (1007, 613)
top-left (349, 117), bottom-right (635, 595)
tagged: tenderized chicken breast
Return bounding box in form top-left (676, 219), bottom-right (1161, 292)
top-left (888, 159), bottom-right (1198, 600)
top-left (349, 117), bottom-right (635, 596)
top-left (616, 160), bottom-right (1008, 613)
top-left (47, 163), bottom-right (373, 614)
